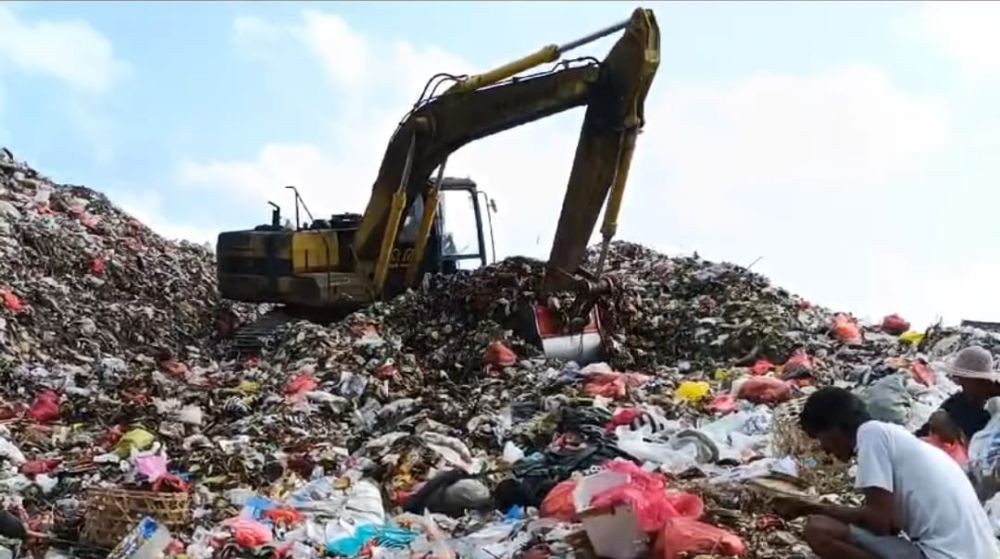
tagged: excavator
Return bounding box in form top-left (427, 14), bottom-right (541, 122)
top-left (216, 7), bottom-right (660, 361)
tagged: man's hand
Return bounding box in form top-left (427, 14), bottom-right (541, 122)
top-left (772, 496), bottom-right (819, 519)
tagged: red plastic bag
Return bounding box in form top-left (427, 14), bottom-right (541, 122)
top-left (540, 479), bottom-right (578, 522)
top-left (832, 313), bottom-right (862, 345)
top-left (737, 377), bottom-right (792, 405)
top-left (584, 372), bottom-right (649, 399)
top-left (285, 373), bottom-right (318, 396)
top-left (665, 491), bottom-right (704, 520)
top-left (223, 518), bottom-right (273, 548)
top-left (922, 435), bottom-right (969, 466)
top-left (27, 391), bottom-right (60, 423)
top-left (483, 341), bottom-right (517, 368)
top-left (606, 408), bottom-right (644, 431)
top-left (881, 314), bottom-right (911, 335)
top-left (590, 461), bottom-right (674, 532)
top-left (90, 258), bottom-right (106, 276)
top-left (2, 291), bottom-right (25, 314)
top-left (20, 459), bottom-right (60, 476)
top-left (706, 394), bottom-right (738, 414)
top-left (750, 360), bottom-right (775, 376)
top-left (655, 518), bottom-right (746, 559)
top-left (784, 350), bottom-right (812, 371)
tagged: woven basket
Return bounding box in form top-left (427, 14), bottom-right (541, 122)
top-left (772, 397), bottom-right (850, 492)
top-left (82, 488), bottom-right (190, 548)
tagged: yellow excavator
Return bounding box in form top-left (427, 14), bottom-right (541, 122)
top-left (216, 7), bottom-right (660, 360)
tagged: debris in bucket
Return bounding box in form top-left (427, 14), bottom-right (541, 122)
top-left (1, 147), bottom-right (998, 558)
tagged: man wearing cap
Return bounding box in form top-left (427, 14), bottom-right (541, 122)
top-left (915, 345), bottom-right (1000, 445)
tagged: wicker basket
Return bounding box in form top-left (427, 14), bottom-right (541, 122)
top-left (772, 396), bottom-right (851, 492)
top-left (82, 488), bottom-right (190, 548)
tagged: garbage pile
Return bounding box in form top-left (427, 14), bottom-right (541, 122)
top-left (0, 148), bottom-right (997, 558)
top-left (0, 148), bottom-right (258, 367)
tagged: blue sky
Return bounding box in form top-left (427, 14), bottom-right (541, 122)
top-left (2, 1), bottom-right (999, 327)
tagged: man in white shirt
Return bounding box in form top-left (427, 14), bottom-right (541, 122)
top-left (777, 386), bottom-right (998, 559)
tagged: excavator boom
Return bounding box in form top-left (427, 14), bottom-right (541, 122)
top-left (353, 8), bottom-right (660, 297)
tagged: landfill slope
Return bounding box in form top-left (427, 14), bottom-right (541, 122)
top-left (0, 148), bottom-right (243, 366)
top-left (0, 149), bottom-right (998, 558)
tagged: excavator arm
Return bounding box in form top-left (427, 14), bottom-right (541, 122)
top-left (352, 7), bottom-right (660, 299)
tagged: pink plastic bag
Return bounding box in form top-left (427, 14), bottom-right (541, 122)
top-left (655, 518), bottom-right (747, 559)
top-left (881, 314), bottom-right (911, 335)
top-left (285, 373), bottom-right (318, 396)
top-left (832, 313), bottom-right (862, 345)
top-left (706, 394), bottom-right (738, 414)
top-left (737, 377), bottom-right (792, 405)
top-left (784, 350), bottom-right (812, 371)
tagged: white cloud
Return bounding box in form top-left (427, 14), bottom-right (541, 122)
top-left (114, 190), bottom-right (217, 248)
top-left (178, 10), bottom-right (957, 326)
top-left (642, 65), bottom-right (950, 235)
top-left (0, 5), bottom-right (128, 94)
top-left (918, 1), bottom-right (1000, 81)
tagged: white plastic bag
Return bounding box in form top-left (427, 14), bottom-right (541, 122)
top-left (967, 397), bottom-right (1000, 500)
top-left (614, 427), bottom-right (698, 474)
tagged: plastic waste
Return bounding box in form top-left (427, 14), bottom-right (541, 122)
top-left (584, 371), bottom-right (649, 399)
top-left (881, 314), bottom-right (911, 335)
top-left (859, 373), bottom-right (913, 426)
top-left (911, 360), bottom-right (935, 387)
top-left (706, 394), bottom-right (738, 414)
top-left (27, 391), bottom-right (60, 423)
top-left (967, 397), bottom-right (1000, 499)
top-left (675, 381), bottom-right (711, 404)
top-left (326, 524), bottom-right (418, 556)
top-left (899, 331), bottom-right (925, 346)
top-left (2, 292), bottom-right (25, 314)
top-left (588, 461), bottom-right (677, 532)
top-left (483, 341), bottom-right (517, 368)
top-left (134, 454), bottom-right (169, 483)
top-left (540, 479), bottom-right (577, 521)
top-left (222, 518), bottom-right (273, 548)
top-left (750, 360), bottom-right (775, 376)
top-left (615, 427), bottom-right (699, 474)
top-left (985, 493), bottom-right (1000, 536)
top-left (502, 442), bottom-right (524, 465)
top-left (654, 518), bottom-right (747, 559)
top-left (285, 373), bottom-right (319, 396)
top-left (115, 429), bottom-right (155, 457)
top-left (784, 350), bottom-right (812, 371)
top-left (832, 313), bottom-right (862, 345)
top-left (736, 377), bottom-right (792, 405)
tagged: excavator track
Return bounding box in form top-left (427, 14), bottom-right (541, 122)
top-left (228, 310), bottom-right (295, 357)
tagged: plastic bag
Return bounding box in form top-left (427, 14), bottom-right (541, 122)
top-left (676, 381), bottom-right (711, 404)
top-left (784, 350), bottom-right (812, 371)
top-left (922, 434), bottom-right (968, 466)
top-left (881, 314), bottom-right (910, 335)
top-left (540, 479), bottom-right (577, 522)
top-left (706, 394), bottom-right (737, 414)
top-left (285, 373), bottom-right (318, 396)
top-left (589, 461), bottom-right (675, 532)
top-left (750, 360), bottom-right (775, 376)
top-left (2, 291), bottom-right (26, 314)
top-left (584, 372), bottom-right (648, 399)
top-left (911, 360), bottom-right (935, 387)
top-left (736, 377), bottom-right (792, 405)
top-left (27, 391), bottom-right (60, 423)
top-left (223, 518), bottom-right (273, 548)
top-left (655, 518), bottom-right (746, 559)
top-left (967, 397), bottom-right (1000, 498)
top-left (832, 313), bottom-right (862, 345)
top-left (615, 427), bottom-right (699, 473)
top-left (483, 341), bottom-right (517, 368)
top-left (860, 373), bottom-right (912, 426)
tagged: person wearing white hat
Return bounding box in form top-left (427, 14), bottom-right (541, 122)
top-left (915, 346), bottom-right (1000, 444)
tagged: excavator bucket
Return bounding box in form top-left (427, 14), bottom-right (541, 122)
top-left (531, 304), bottom-right (604, 364)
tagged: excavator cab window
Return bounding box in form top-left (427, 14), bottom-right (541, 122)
top-left (438, 185), bottom-right (489, 270)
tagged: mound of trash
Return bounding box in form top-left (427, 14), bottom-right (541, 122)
top-left (3, 149), bottom-right (1000, 559)
top-left (0, 149), bottom-right (252, 367)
